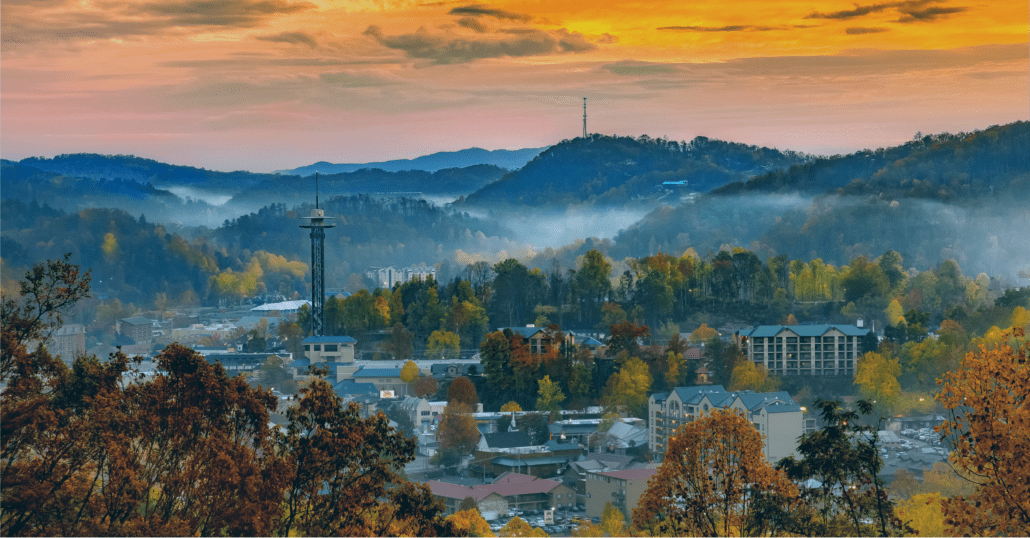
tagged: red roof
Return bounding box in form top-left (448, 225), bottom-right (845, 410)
top-left (493, 472), bottom-right (538, 484)
top-left (685, 348), bottom-right (702, 360)
top-left (599, 468), bottom-right (658, 480)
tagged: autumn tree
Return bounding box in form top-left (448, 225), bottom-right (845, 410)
top-left (633, 409), bottom-right (799, 537)
top-left (600, 356), bottom-right (652, 418)
top-left (535, 375), bottom-right (565, 420)
top-left (600, 502), bottom-right (630, 536)
top-left (935, 328), bottom-right (1030, 535)
top-left (434, 402), bottom-right (481, 471)
top-left (447, 508), bottom-right (495, 537)
top-left (448, 376), bottom-right (479, 407)
top-left (689, 323), bottom-right (717, 343)
top-left (278, 376), bottom-right (447, 536)
top-left (413, 375), bottom-right (439, 398)
top-left (895, 493), bottom-right (948, 537)
top-left (498, 516), bottom-right (548, 537)
top-left (428, 329), bottom-right (461, 360)
top-left (854, 351), bottom-right (902, 411)
top-left (400, 359), bottom-right (420, 384)
top-left (500, 401), bottom-right (522, 413)
top-left (728, 360), bottom-right (780, 392)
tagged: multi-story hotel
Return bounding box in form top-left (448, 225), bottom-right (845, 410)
top-left (648, 385), bottom-right (803, 464)
top-left (735, 324), bottom-right (870, 376)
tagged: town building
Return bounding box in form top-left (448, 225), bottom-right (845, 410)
top-left (648, 385), bottom-right (803, 464)
top-left (496, 326), bottom-right (575, 354)
top-left (734, 324), bottom-right (870, 376)
top-left (26, 323), bottom-right (87, 360)
top-left (302, 335), bottom-right (357, 364)
top-left (427, 473), bottom-right (575, 515)
top-left (365, 265), bottom-right (438, 290)
top-left (584, 468), bottom-right (657, 521)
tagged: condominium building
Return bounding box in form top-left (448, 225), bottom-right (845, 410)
top-left (734, 324), bottom-right (870, 377)
top-left (365, 265), bottom-right (438, 290)
top-left (648, 385), bottom-right (802, 464)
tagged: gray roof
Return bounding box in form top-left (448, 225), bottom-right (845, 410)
top-left (352, 367), bottom-right (402, 378)
top-left (482, 431), bottom-right (532, 449)
top-left (121, 316), bottom-right (153, 326)
top-left (302, 336), bottom-right (357, 344)
top-left (492, 456), bottom-right (574, 467)
top-left (672, 385), bottom-right (728, 405)
top-left (497, 327), bottom-right (546, 339)
top-left (666, 385), bottom-right (801, 414)
top-left (740, 324), bottom-right (870, 338)
top-left (334, 381), bottom-right (379, 396)
top-left (288, 358), bottom-right (311, 369)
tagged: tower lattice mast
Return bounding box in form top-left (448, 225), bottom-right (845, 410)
top-left (299, 172), bottom-right (335, 336)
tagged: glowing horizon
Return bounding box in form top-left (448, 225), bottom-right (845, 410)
top-left (1, 0), bottom-right (1026, 172)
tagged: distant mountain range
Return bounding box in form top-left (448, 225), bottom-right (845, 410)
top-left (277, 147), bottom-right (547, 176)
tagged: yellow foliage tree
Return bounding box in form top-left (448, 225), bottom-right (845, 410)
top-left (1011, 306), bottom-right (1029, 329)
top-left (689, 323), bottom-right (717, 343)
top-left (728, 360), bottom-right (780, 392)
top-left (896, 493), bottom-right (949, 537)
top-left (935, 328), bottom-right (1030, 535)
top-left (600, 502), bottom-right (629, 536)
top-left (600, 356), bottom-right (652, 417)
top-left (400, 360), bottom-right (420, 384)
top-left (497, 516), bottom-right (548, 537)
top-left (854, 351), bottom-right (902, 410)
top-left (500, 401), bottom-right (522, 413)
top-left (101, 232), bottom-right (118, 261)
top-left (428, 329), bottom-right (461, 360)
top-left (633, 409), bottom-right (799, 537)
top-left (886, 299), bottom-right (906, 326)
top-left (446, 509), bottom-right (495, 537)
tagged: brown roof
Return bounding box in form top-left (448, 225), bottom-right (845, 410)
top-left (473, 475), bottom-right (565, 497)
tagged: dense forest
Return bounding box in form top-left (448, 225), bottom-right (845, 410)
top-left (462, 133), bottom-right (809, 206)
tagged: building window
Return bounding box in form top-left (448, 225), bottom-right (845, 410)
top-left (313, 345), bottom-right (321, 351)
top-left (324, 344), bottom-right (338, 352)
top-left (303, 345), bottom-right (310, 351)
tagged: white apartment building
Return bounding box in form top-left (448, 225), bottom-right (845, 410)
top-left (365, 265), bottom-right (438, 290)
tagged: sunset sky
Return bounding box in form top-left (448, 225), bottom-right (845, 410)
top-left (2, 0), bottom-right (1027, 172)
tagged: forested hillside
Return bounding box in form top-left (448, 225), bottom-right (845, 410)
top-left (462, 134), bottom-right (808, 206)
top-left (714, 121), bottom-right (1030, 199)
top-left (228, 164), bottom-right (506, 205)
top-left (0, 195), bottom-right (517, 306)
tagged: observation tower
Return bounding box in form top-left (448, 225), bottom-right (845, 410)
top-left (299, 173), bottom-right (334, 336)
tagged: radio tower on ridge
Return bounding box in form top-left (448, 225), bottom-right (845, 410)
top-left (582, 97), bottom-right (587, 138)
top-left (299, 172), bottom-right (335, 336)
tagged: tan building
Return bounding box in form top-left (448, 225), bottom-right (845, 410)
top-left (302, 335), bottom-right (356, 364)
top-left (427, 473), bottom-right (574, 515)
top-left (585, 468), bottom-right (657, 521)
top-left (648, 385), bottom-right (803, 464)
top-left (496, 326), bottom-right (574, 355)
top-left (734, 324), bottom-right (869, 376)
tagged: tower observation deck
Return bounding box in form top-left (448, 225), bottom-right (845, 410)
top-left (299, 174), bottom-right (334, 336)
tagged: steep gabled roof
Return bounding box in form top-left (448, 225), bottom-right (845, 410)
top-left (672, 385), bottom-right (727, 404)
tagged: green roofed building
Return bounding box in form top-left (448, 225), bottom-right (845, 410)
top-left (734, 324), bottom-right (870, 377)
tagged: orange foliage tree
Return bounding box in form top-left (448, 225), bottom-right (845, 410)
top-left (633, 409), bottom-right (798, 536)
top-left (935, 328), bottom-right (1030, 535)
top-left (1, 257), bottom-right (451, 537)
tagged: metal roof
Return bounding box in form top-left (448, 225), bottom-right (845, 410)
top-left (598, 468), bottom-right (658, 480)
top-left (302, 336), bottom-right (357, 343)
top-left (352, 367), bottom-right (402, 378)
top-left (491, 456), bottom-right (574, 467)
top-left (252, 300), bottom-right (310, 311)
top-left (740, 324), bottom-right (870, 338)
top-left (497, 326), bottom-right (545, 339)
